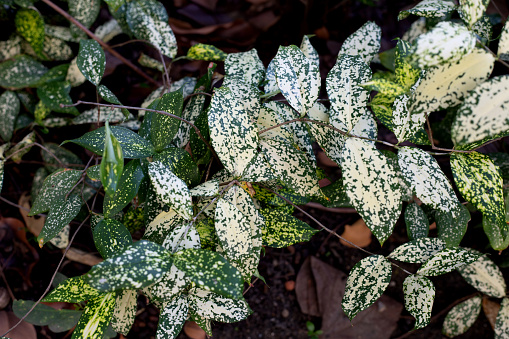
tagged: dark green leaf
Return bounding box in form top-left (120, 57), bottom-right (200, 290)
top-left (77, 39), bottom-right (105, 86)
top-left (93, 219), bottom-right (133, 259)
top-left (13, 300), bottom-right (81, 333)
top-left (104, 159), bottom-right (144, 218)
top-left (0, 55), bottom-right (47, 89)
top-left (260, 208), bottom-right (318, 248)
top-left (0, 91), bottom-right (20, 141)
top-left (151, 89), bottom-right (184, 152)
top-left (69, 0), bottom-right (101, 38)
top-left (435, 201), bottom-right (470, 248)
top-left (153, 147), bottom-right (200, 186)
top-left (405, 203), bottom-right (429, 240)
top-left (38, 194), bottom-right (82, 246)
top-left (37, 81), bottom-right (79, 115)
top-left (156, 296), bottom-right (188, 338)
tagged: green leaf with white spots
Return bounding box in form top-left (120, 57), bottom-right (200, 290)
top-left (101, 123), bottom-right (124, 197)
top-left (126, 0), bottom-right (177, 58)
top-left (93, 219), bottom-right (133, 259)
top-left (261, 137), bottom-right (320, 197)
top-left (86, 240), bottom-right (172, 292)
top-left (37, 81), bottom-right (79, 115)
top-left (405, 203), bottom-right (429, 240)
top-left (0, 91), bottom-right (20, 141)
top-left (458, 0), bottom-right (489, 27)
top-left (0, 55), bottom-right (47, 89)
top-left (327, 54), bottom-right (371, 131)
top-left (145, 263), bottom-right (189, 303)
top-left (151, 89), bottom-right (184, 152)
top-left (409, 48), bottom-right (494, 114)
top-left (442, 295), bottom-right (481, 337)
top-left (260, 208), bottom-right (317, 248)
top-left (273, 45), bottom-right (320, 117)
top-left (472, 15), bottom-right (492, 43)
top-left (43, 276), bottom-right (101, 303)
top-left (392, 94), bottom-right (426, 143)
top-left (398, 147), bottom-right (460, 216)
top-left (104, 159), bottom-right (144, 218)
top-left (0, 35), bottom-right (22, 62)
top-left (208, 86), bottom-right (259, 176)
top-left (94, 19), bottom-right (123, 43)
top-left (41, 36), bottom-right (73, 61)
top-left (341, 138), bottom-right (402, 245)
top-left (435, 201), bottom-right (470, 248)
top-left (457, 249), bottom-right (506, 298)
top-left (173, 248), bottom-right (243, 299)
top-left (15, 8), bottom-right (45, 57)
top-left (69, 0), bottom-right (101, 38)
top-left (148, 161), bottom-right (193, 220)
top-left (339, 21), bottom-right (381, 64)
top-left (188, 289), bottom-right (252, 323)
top-left (12, 300), bottom-right (81, 333)
top-left (451, 75), bottom-right (509, 149)
top-left (495, 298), bottom-right (509, 338)
top-left (156, 296), bottom-right (188, 339)
top-left (111, 289), bottom-right (137, 336)
top-left (300, 35), bottom-right (319, 69)
top-left (30, 169), bottom-right (81, 215)
top-left (45, 25), bottom-right (79, 43)
top-left (224, 49), bottom-right (265, 86)
top-left (394, 40), bottom-right (420, 89)
top-left (39, 194), bottom-right (82, 246)
top-left (398, 0), bottom-right (456, 20)
top-left (187, 43), bottom-right (227, 61)
top-left (65, 126), bottom-right (155, 159)
top-left (72, 292), bottom-right (116, 339)
top-left (451, 152), bottom-right (507, 249)
top-left (341, 255), bottom-right (392, 321)
top-left (190, 180), bottom-right (219, 197)
top-left (406, 21), bottom-right (477, 69)
top-left (162, 222), bottom-right (201, 253)
top-left (389, 238), bottom-right (446, 263)
top-left (417, 247), bottom-right (482, 276)
top-left (77, 39), bottom-right (105, 86)
top-left (403, 274), bottom-right (435, 329)
top-left (153, 147), bottom-right (200, 187)
top-left (498, 20), bottom-right (509, 61)
top-left (98, 85), bottom-right (130, 118)
top-left (360, 79), bottom-right (406, 100)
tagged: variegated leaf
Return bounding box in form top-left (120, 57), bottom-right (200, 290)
top-left (49, 224), bottom-right (69, 249)
top-left (6, 131), bottom-right (36, 163)
top-left (93, 219), bottom-right (132, 259)
top-left (152, 147), bottom-right (200, 187)
top-left (66, 57), bottom-right (86, 87)
top-left (458, 0), bottom-right (489, 27)
top-left (361, 79), bottom-right (406, 100)
top-left (339, 21), bottom-right (381, 64)
top-left (208, 86), bottom-right (259, 176)
top-left (442, 295), bottom-right (482, 337)
top-left (104, 159), bottom-right (144, 218)
top-left (341, 138), bottom-right (402, 245)
top-left (327, 54), bottom-right (371, 131)
top-left (77, 39), bottom-right (105, 86)
top-left (0, 35), bottom-right (22, 62)
top-left (0, 55), bottom-right (47, 89)
top-left (417, 247), bottom-right (481, 276)
top-left (260, 208), bottom-right (317, 248)
top-left (39, 195), bottom-right (82, 246)
top-left (101, 123), bottom-right (124, 197)
top-left (45, 25), bottom-right (79, 43)
top-left (398, 0), bottom-right (456, 20)
top-left (300, 35), bottom-right (319, 69)
top-left (0, 159), bottom-right (3, 194)
top-left (398, 147), bottom-right (460, 216)
top-left (451, 152), bottom-right (507, 249)
top-left (72, 292), bottom-right (116, 339)
top-left (389, 238), bottom-right (446, 263)
top-left (273, 45), bottom-right (320, 117)
top-left (409, 48), bottom-right (494, 114)
top-left (15, 8), bottom-right (45, 57)
top-left (407, 21), bottom-right (476, 68)
top-left (472, 15), bottom-right (492, 43)
top-left (30, 169), bottom-right (81, 215)
top-left (162, 222), bottom-right (201, 253)
top-left (188, 289), bottom-right (252, 323)
top-left (451, 75), bottom-right (509, 149)
top-left (187, 43), bottom-right (226, 61)
top-left (151, 89), bottom-right (184, 152)
top-left (403, 274), bottom-right (435, 329)
top-left (499, 20), bottom-right (509, 61)
top-left (341, 255), bottom-right (392, 321)
top-left (37, 81), bottom-right (79, 115)
top-left (392, 94), bottom-right (426, 143)
top-left (224, 49), bottom-right (265, 86)
top-left (435, 200), bottom-right (471, 248)
top-left (405, 203), bottom-right (429, 240)
top-left (495, 298), bottom-right (509, 338)
top-left (190, 180), bottom-right (219, 197)
top-left (145, 209), bottom-right (186, 244)
top-left (94, 19), bottom-right (123, 43)
top-left (43, 276), bottom-right (101, 303)
top-left (0, 91), bottom-right (20, 141)
top-left (111, 289), bottom-right (137, 336)
top-left (42, 36), bottom-right (73, 61)
top-left (69, 0), bottom-right (100, 38)
top-left (156, 296), bottom-right (188, 339)
top-left (145, 263), bottom-right (189, 303)
top-left (264, 59), bottom-right (278, 94)
top-left (98, 85), bottom-right (129, 118)
top-left (457, 250), bottom-right (506, 298)
top-left (394, 40), bottom-right (420, 89)
top-left (148, 161), bottom-right (193, 220)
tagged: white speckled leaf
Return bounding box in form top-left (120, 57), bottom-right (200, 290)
top-left (0, 35), bottom-right (22, 62)
top-left (341, 255), bottom-right (392, 321)
top-left (42, 36), bottom-right (73, 61)
top-left (148, 161), bottom-right (193, 220)
top-left (326, 54), bottom-right (371, 131)
top-left (403, 275), bottom-right (435, 329)
top-left (188, 289), bottom-right (252, 323)
top-left (405, 203), bottom-right (429, 240)
top-left (495, 298), bottom-right (509, 338)
top-left (190, 180), bottom-right (219, 197)
top-left (72, 292), bottom-right (116, 339)
top-left (273, 45), bottom-right (320, 117)
top-left (451, 152), bottom-right (507, 249)
top-left (458, 0), bottom-right (489, 27)
top-left (39, 195), bottom-right (82, 246)
top-left (442, 295), bottom-right (481, 337)
top-left (49, 224), bottom-right (69, 249)
top-left (162, 222), bottom-right (201, 253)
top-left (435, 201), bottom-right (471, 248)
top-left (111, 289), bottom-right (137, 336)
top-left (66, 57), bottom-right (86, 87)
top-left (264, 59), bottom-right (278, 94)
top-left (398, 147), bottom-right (460, 216)
top-left (498, 20), bottom-right (509, 60)
top-left (98, 85), bottom-right (130, 118)
top-left (339, 21), bottom-right (381, 63)
top-left (208, 86), bottom-right (259, 176)
top-left (389, 238), bottom-right (446, 263)
top-left (341, 138), bottom-right (402, 245)
top-left (417, 247), bottom-right (482, 276)
top-left (0, 160), bottom-right (3, 194)
top-left (392, 94), bottom-right (426, 143)
top-left (0, 91), bottom-right (20, 141)
top-left (300, 35), bottom-right (319, 69)
top-left (224, 49), bottom-right (265, 86)
top-left (77, 39), bottom-right (105, 86)
top-left (94, 19), bottom-right (123, 43)
top-left (407, 21), bottom-right (476, 68)
top-left (457, 250), bottom-right (506, 298)
top-left (156, 296), bottom-right (188, 339)
top-left (409, 48), bottom-right (494, 114)
top-left (451, 75), bottom-right (509, 149)
top-left (398, 0), bottom-right (456, 20)
top-left (69, 0), bottom-right (100, 37)
top-left (145, 263), bottom-right (189, 303)
top-left (0, 55), bottom-right (47, 89)
top-left (472, 15), bottom-right (492, 43)
top-left (403, 18), bottom-right (428, 43)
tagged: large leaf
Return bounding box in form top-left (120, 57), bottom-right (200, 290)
top-left (451, 75), bottom-right (509, 149)
top-left (69, 0), bottom-right (101, 37)
top-left (495, 298), bottom-right (509, 338)
top-left (457, 250), bottom-right (506, 298)
top-left (15, 8), bottom-right (45, 56)
top-left (0, 55), bottom-right (47, 89)
top-left (101, 122), bottom-right (124, 196)
top-left (339, 21), bottom-right (381, 63)
top-left (403, 274), bottom-right (435, 329)
top-left (389, 238), bottom-right (446, 263)
top-left (72, 292), bottom-right (116, 339)
top-left (93, 219), bottom-right (133, 259)
top-left (341, 255), bottom-right (392, 320)
top-left (405, 203), bottom-right (429, 240)
top-left (111, 289), bottom-right (137, 336)
top-left (417, 247), bottom-right (481, 276)
top-left (77, 39), bottom-right (105, 86)
top-left (0, 91), bottom-right (20, 141)
top-left (13, 300), bottom-right (81, 333)
top-left (156, 296), bottom-right (188, 339)
top-left (104, 159), bottom-right (144, 218)
top-left (151, 89), bottom-right (184, 152)
top-left (442, 295), bottom-right (481, 337)
top-left (43, 276), bottom-right (101, 303)
top-left (188, 289), bottom-right (252, 323)
top-left (260, 208), bottom-right (317, 248)
top-left (37, 81), bottom-right (79, 115)
top-left (398, 0), bottom-right (456, 20)
top-left (451, 152), bottom-right (507, 249)
top-left (340, 138), bottom-right (402, 245)
top-left (272, 45), bottom-right (320, 117)
top-left (409, 48), bottom-right (494, 114)
top-left (224, 49), bottom-right (265, 86)
top-left (458, 0), bottom-right (489, 27)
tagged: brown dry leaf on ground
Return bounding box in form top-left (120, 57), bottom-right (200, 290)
top-left (0, 311), bottom-right (36, 339)
top-left (18, 193), bottom-right (44, 237)
top-left (482, 297), bottom-right (500, 330)
top-left (183, 320), bottom-right (206, 339)
top-left (340, 218), bottom-right (372, 248)
top-left (296, 256), bottom-right (402, 339)
top-left (65, 248), bottom-right (103, 266)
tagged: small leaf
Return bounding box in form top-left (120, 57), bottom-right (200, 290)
top-left (93, 219), bottom-right (133, 259)
top-left (43, 276), bottom-right (101, 303)
top-left (37, 81), bottom-right (79, 115)
top-left (6, 131), bottom-right (36, 163)
top-left (398, 0), bottom-right (456, 20)
top-left (224, 49), bottom-right (265, 86)
top-left (156, 296), bottom-right (188, 339)
top-left (495, 298), bottom-right (509, 338)
top-left (69, 0), bottom-right (101, 37)
top-left (187, 43), bottom-right (227, 61)
top-left (151, 89), bottom-right (184, 152)
top-left (73, 292), bottom-right (116, 339)
top-left (403, 275), bottom-right (435, 329)
top-left (405, 203), bottom-right (429, 240)
top-left (38, 194), bottom-right (82, 246)
top-left (101, 122), bottom-right (124, 197)
top-left (458, 0), bottom-right (489, 27)
top-left (435, 201), bottom-right (470, 248)
top-left (77, 39), bottom-right (106, 86)
top-left (0, 55), bottom-right (47, 89)
top-left (104, 159), bottom-right (144, 218)
top-left (417, 247), bottom-right (481, 276)
top-left (442, 295), bottom-right (482, 337)
top-left (111, 289), bottom-right (137, 336)
top-left (0, 91), bottom-right (20, 141)
top-left (341, 255), bottom-right (392, 321)
top-left (260, 208), bottom-right (317, 248)
top-left (15, 8), bottom-right (45, 57)
top-left (339, 21), bottom-right (381, 63)
top-left (188, 289), bottom-right (252, 323)
top-left (98, 85), bottom-right (130, 118)
top-left (13, 300), bottom-right (81, 333)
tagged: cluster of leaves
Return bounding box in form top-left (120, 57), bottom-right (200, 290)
top-left (0, 0), bottom-right (508, 338)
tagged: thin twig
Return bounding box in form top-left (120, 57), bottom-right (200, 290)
top-left (0, 196), bottom-right (32, 213)
top-left (4, 142), bottom-right (65, 166)
top-left (40, 0), bottom-right (159, 86)
top-left (243, 277), bottom-right (260, 295)
top-left (490, 0), bottom-right (508, 21)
